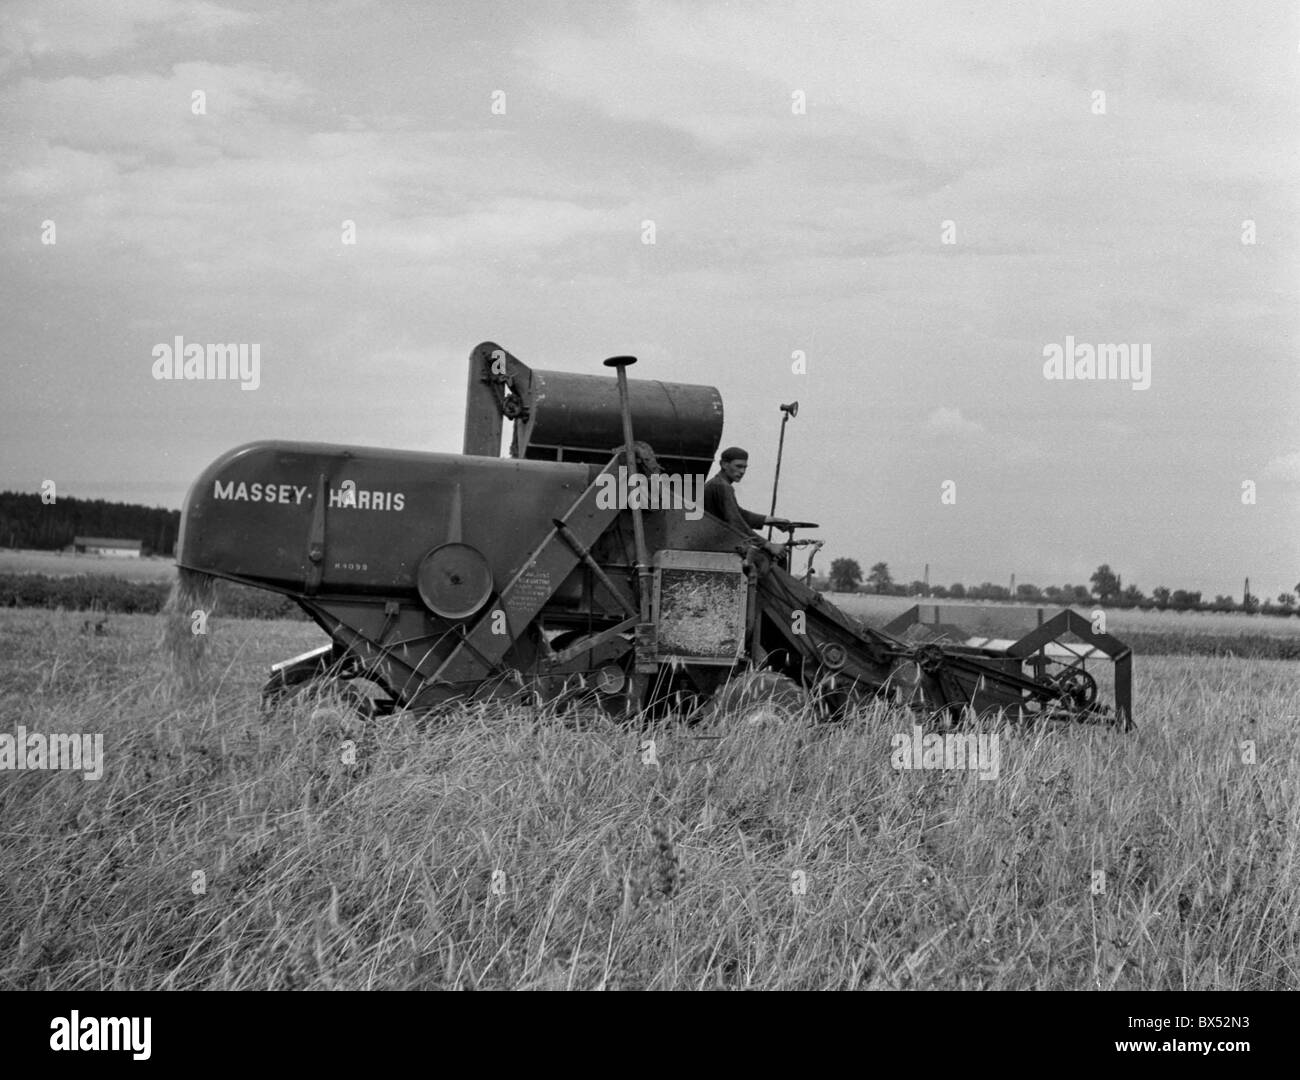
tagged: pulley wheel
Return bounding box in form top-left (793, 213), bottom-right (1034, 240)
top-left (818, 641), bottom-right (848, 671)
top-left (1053, 667), bottom-right (1098, 709)
top-left (417, 543), bottom-right (494, 619)
top-left (595, 665), bottom-right (626, 694)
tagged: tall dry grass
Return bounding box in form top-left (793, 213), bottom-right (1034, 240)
top-left (0, 609), bottom-right (1295, 990)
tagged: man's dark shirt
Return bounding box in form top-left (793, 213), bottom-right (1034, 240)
top-left (704, 472), bottom-right (766, 537)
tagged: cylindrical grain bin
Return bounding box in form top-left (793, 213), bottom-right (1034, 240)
top-left (516, 369), bottom-right (724, 475)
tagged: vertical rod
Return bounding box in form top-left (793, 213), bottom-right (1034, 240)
top-left (604, 359), bottom-right (652, 621)
top-left (603, 356), bottom-right (653, 712)
top-left (766, 414), bottom-right (789, 542)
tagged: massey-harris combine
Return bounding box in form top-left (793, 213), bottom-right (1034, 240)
top-left (176, 342), bottom-right (1133, 729)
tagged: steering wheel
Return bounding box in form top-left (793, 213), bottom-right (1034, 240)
top-left (770, 521), bottom-right (820, 574)
top-left (778, 521), bottom-right (819, 545)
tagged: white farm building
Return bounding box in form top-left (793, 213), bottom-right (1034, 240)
top-left (73, 537), bottom-right (143, 558)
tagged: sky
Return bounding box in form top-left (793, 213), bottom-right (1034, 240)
top-left (1, 0), bottom-right (1297, 599)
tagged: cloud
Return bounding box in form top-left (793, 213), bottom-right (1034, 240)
top-left (0, 62), bottom-right (630, 283)
top-left (357, 199), bottom-right (624, 262)
top-left (926, 406), bottom-right (984, 437)
top-left (2, 64), bottom-right (312, 164)
top-left (923, 407), bottom-right (1041, 464)
top-left (1264, 451), bottom-right (1300, 482)
top-left (0, 0), bottom-right (254, 68)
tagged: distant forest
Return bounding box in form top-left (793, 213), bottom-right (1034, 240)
top-left (0, 492), bottom-right (180, 556)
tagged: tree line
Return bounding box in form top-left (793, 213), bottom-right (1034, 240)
top-left (0, 492), bottom-right (180, 556)
top-left (826, 559), bottom-right (1300, 616)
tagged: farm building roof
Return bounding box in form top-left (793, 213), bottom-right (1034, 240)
top-left (73, 536), bottom-right (143, 549)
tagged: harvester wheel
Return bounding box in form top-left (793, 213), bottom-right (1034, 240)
top-left (699, 671), bottom-right (809, 727)
top-left (1051, 667), bottom-right (1098, 710)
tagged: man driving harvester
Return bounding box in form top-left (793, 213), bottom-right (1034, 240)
top-left (703, 446), bottom-right (794, 560)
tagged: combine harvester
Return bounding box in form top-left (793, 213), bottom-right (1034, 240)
top-left (175, 343), bottom-right (1133, 730)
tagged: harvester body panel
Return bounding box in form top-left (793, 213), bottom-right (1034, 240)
top-left (179, 440), bottom-right (595, 598)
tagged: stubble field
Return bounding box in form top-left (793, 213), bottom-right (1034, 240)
top-left (0, 606), bottom-right (1296, 990)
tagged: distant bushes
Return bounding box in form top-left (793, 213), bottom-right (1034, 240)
top-left (1119, 630), bottom-right (1300, 662)
top-left (0, 573), bottom-right (305, 621)
top-left (0, 573), bottom-right (164, 614)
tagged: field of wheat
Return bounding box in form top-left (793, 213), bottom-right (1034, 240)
top-left (1, 605), bottom-right (1296, 990)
